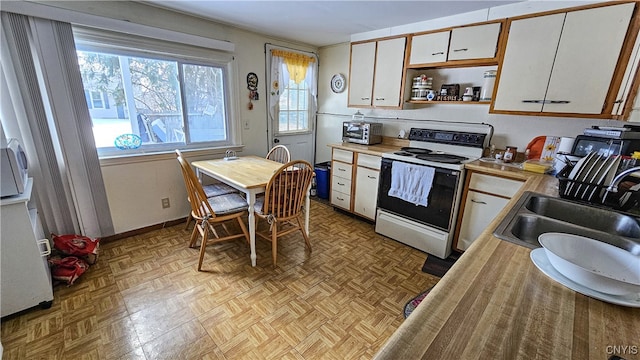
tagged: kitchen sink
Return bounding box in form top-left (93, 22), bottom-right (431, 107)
top-left (493, 191), bottom-right (640, 255)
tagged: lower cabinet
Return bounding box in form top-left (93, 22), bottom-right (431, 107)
top-left (330, 148), bottom-right (381, 221)
top-left (354, 166), bottom-right (380, 220)
top-left (454, 171), bottom-right (524, 252)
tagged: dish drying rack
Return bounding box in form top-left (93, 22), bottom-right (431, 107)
top-left (556, 161), bottom-right (639, 211)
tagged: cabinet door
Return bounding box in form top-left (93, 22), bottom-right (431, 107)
top-left (492, 13), bottom-right (565, 112)
top-left (348, 42), bottom-right (376, 106)
top-left (448, 22), bottom-right (501, 61)
top-left (354, 167), bottom-right (380, 219)
top-left (408, 31), bottom-right (450, 65)
top-left (543, 3), bottom-right (635, 114)
top-left (372, 37), bottom-right (406, 107)
top-left (457, 191), bottom-right (509, 251)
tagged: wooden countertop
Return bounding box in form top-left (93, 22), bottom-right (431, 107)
top-left (374, 160), bottom-right (640, 360)
top-left (327, 139), bottom-right (408, 157)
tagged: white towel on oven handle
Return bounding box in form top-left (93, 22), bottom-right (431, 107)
top-left (388, 161), bottom-right (435, 207)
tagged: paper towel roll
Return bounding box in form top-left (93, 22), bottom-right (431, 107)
top-left (557, 137), bottom-right (575, 154)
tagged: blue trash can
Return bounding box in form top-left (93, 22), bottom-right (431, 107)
top-left (314, 162), bottom-right (331, 199)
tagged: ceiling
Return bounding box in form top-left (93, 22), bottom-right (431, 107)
top-left (144, 1), bottom-right (524, 47)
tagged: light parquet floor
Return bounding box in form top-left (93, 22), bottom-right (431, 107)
top-left (1, 199), bottom-right (439, 360)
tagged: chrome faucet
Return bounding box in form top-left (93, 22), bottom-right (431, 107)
top-left (602, 165), bottom-right (640, 203)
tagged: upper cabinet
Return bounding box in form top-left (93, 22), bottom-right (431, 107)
top-left (407, 21), bottom-right (504, 68)
top-left (492, 2), bottom-right (636, 117)
top-left (348, 37), bottom-right (406, 108)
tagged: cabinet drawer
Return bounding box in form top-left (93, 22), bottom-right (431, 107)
top-left (331, 190), bottom-right (351, 209)
top-left (469, 173), bottom-right (523, 198)
top-left (333, 149), bottom-right (354, 164)
top-left (332, 161), bottom-right (353, 181)
top-left (332, 175), bottom-right (352, 195)
top-left (356, 153), bottom-right (381, 170)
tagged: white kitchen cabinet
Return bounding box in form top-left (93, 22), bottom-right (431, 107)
top-left (454, 172), bottom-right (524, 252)
top-left (353, 154), bottom-right (381, 220)
top-left (372, 38), bottom-right (406, 107)
top-left (408, 31), bottom-right (449, 65)
top-left (1, 178), bottom-right (54, 317)
top-left (493, 2), bottom-right (635, 115)
top-left (447, 22), bottom-right (501, 61)
top-left (348, 37), bottom-right (406, 108)
top-left (331, 149), bottom-right (353, 210)
top-left (348, 42), bottom-right (376, 107)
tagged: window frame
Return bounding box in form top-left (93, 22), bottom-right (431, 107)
top-left (72, 26), bottom-right (240, 158)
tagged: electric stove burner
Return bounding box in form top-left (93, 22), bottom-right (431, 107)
top-left (415, 153), bottom-right (469, 164)
top-left (400, 147), bottom-right (432, 155)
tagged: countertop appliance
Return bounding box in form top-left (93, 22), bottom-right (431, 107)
top-left (1, 138), bottom-right (28, 198)
top-left (375, 124), bottom-right (491, 259)
top-left (342, 121), bottom-right (383, 145)
top-left (571, 135), bottom-right (640, 157)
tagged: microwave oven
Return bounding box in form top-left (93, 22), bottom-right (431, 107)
top-left (571, 135), bottom-right (640, 158)
top-left (342, 121), bottom-right (383, 145)
top-left (1, 138), bottom-right (29, 197)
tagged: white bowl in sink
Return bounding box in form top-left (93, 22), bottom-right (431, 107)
top-left (538, 233), bottom-right (640, 296)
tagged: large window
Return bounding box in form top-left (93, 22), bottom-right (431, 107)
top-left (74, 30), bottom-right (233, 156)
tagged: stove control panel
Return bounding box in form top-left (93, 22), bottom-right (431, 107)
top-left (408, 128), bottom-right (486, 148)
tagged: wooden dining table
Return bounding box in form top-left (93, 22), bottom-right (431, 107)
top-left (191, 156), bottom-right (311, 267)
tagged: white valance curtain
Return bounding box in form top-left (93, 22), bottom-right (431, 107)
top-left (1, 11), bottom-right (114, 238)
top-left (267, 46), bottom-right (318, 131)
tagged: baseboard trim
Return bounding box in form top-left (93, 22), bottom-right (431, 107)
top-left (101, 217), bottom-right (188, 243)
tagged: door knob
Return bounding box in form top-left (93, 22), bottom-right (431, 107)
top-left (274, 138), bottom-right (280, 143)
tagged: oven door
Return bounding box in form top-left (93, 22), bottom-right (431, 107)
top-left (377, 158), bottom-right (461, 231)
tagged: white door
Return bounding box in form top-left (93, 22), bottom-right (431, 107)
top-left (492, 13), bottom-right (565, 112)
top-left (372, 37), bottom-right (406, 107)
top-left (266, 45), bottom-right (317, 165)
top-left (448, 22), bottom-right (501, 61)
top-left (543, 3), bottom-right (634, 114)
top-left (348, 41), bottom-right (376, 106)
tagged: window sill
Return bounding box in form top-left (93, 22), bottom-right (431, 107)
top-left (99, 145), bottom-right (245, 166)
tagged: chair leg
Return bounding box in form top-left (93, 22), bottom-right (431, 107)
top-left (189, 221), bottom-right (199, 248)
top-left (271, 222), bottom-right (278, 267)
top-left (197, 223), bottom-right (210, 271)
top-left (297, 216), bottom-right (312, 252)
top-left (184, 214), bottom-right (192, 231)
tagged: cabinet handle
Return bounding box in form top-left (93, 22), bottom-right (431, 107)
top-left (375, 97), bottom-right (385, 101)
top-left (37, 238), bottom-right (51, 256)
top-left (338, 168), bottom-right (346, 171)
top-left (337, 182), bottom-right (345, 186)
top-left (614, 99), bottom-right (623, 104)
top-left (361, 97), bottom-right (370, 100)
top-left (471, 199), bottom-right (487, 205)
top-left (452, 48), bottom-right (468, 52)
top-left (522, 100), bottom-right (570, 104)
top-left (337, 197), bottom-right (344, 201)
top-left (431, 51), bottom-right (444, 55)
top-left (367, 175), bottom-right (377, 179)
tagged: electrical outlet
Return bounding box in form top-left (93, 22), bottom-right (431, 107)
top-left (243, 120), bottom-right (250, 130)
top-left (161, 198), bottom-right (170, 209)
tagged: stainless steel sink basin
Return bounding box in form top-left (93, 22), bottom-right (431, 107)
top-left (493, 191), bottom-right (640, 255)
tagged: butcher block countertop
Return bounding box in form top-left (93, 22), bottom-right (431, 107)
top-left (374, 159), bottom-right (640, 360)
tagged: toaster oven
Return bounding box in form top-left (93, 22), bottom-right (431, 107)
top-left (342, 122), bottom-right (383, 145)
top-left (571, 135), bottom-right (640, 157)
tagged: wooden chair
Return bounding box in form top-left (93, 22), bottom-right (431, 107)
top-left (254, 160), bottom-right (314, 266)
top-left (266, 145), bottom-right (291, 164)
top-left (176, 154), bottom-right (250, 271)
top-left (175, 150), bottom-right (238, 231)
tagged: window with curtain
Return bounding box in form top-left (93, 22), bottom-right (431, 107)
top-left (269, 49), bottom-right (317, 135)
top-left (73, 28), bottom-right (235, 156)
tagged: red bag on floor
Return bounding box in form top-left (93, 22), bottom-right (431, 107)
top-left (49, 256), bottom-right (89, 285)
top-left (52, 234), bottom-right (100, 264)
